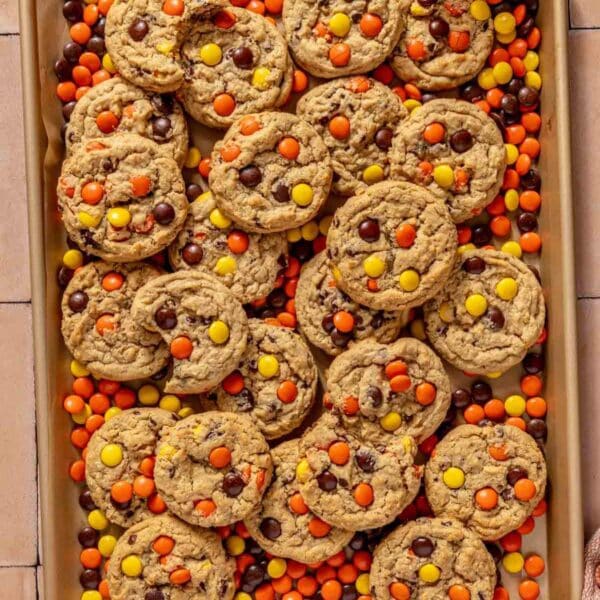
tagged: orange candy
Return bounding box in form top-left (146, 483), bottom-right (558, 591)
top-left (133, 475), bottom-right (156, 498)
top-left (80, 548), bottom-right (102, 569)
top-left (289, 492), bottom-right (309, 515)
top-left (102, 272), bottom-right (124, 291)
top-left (329, 43), bottom-right (351, 67)
top-left (195, 499), bottom-right (217, 517)
top-left (395, 224), bottom-right (416, 248)
top-left (170, 336), bottom-right (193, 359)
top-left (213, 93), bottom-right (236, 116)
top-left (520, 232), bottom-right (541, 253)
top-left (448, 585), bottom-right (471, 600)
top-left (111, 480), bottom-right (133, 503)
top-left (170, 568), bottom-right (192, 585)
top-left (277, 380), bottom-right (298, 404)
top-left (96, 314), bottom-right (116, 335)
top-left (63, 394), bottom-right (85, 414)
top-left (96, 109), bottom-right (119, 133)
top-left (209, 446), bottom-right (232, 469)
top-left (308, 517), bottom-right (331, 538)
top-left (354, 482), bottom-right (374, 507)
top-left (57, 81), bottom-right (77, 102)
top-left (406, 39), bottom-right (426, 60)
top-left (415, 382), bottom-right (436, 406)
top-left (247, 0), bottom-right (266, 14)
top-left (264, 0), bottom-right (283, 13)
top-left (514, 478), bottom-right (537, 501)
top-left (333, 310), bottom-right (355, 333)
top-left (484, 398), bottom-right (505, 421)
top-left (152, 535), bottom-right (175, 556)
top-left (278, 137), bottom-right (300, 160)
top-left (139, 456), bottom-right (156, 478)
top-left (328, 441), bottom-right (350, 465)
top-left (321, 579), bottom-right (343, 600)
top-left (526, 396), bottom-right (547, 418)
top-left (162, 0), bottom-right (184, 15)
top-left (385, 360), bottom-right (408, 378)
top-left (518, 580), bottom-right (540, 600)
top-left (292, 69), bottom-right (309, 93)
top-left (70, 22), bottom-right (92, 44)
top-left (464, 404), bottom-right (485, 424)
top-left (524, 553), bottom-right (545, 577)
top-left (82, 181), bottom-right (105, 205)
top-left (329, 115), bottom-right (351, 140)
top-left (360, 13), bottom-right (383, 37)
top-left (148, 493), bottom-right (167, 514)
top-left (343, 396), bottom-right (359, 415)
top-left (475, 487), bottom-right (498, 510)
top-left (240, 116), bottom-right (261, 136)
top-left (448, 30), bottom-right (470, 52)
top-left (488, 444), bottom-right (509, 461)
top-left (389, 582), bottom-right (411, 600)
top-left (423, 122), bottom-right (446, 144)
top-left (221, 144), bottom-right (241, 162)
top-left (130, 175), bottom-right (152, 197)
top-left (297, 576), bottom-right (318, 596)
top-left (227, 230), bottom-right (249, 254)
top-left (390, 375), bottom-right (411, 393)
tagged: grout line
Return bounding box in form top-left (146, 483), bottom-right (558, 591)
top-left (577, 296), bottom-right (600, 300)
top-left (0, 565), bottom-right (38, 570)
top-left (569, 26), bottom-right (600, 31)
top-left (0, 32), bottom-right (19, 37)
top-left (0, 300), bottom-right (32, 305)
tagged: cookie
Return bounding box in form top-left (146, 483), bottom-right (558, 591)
top-left (390, 0), bottom-right (494, 91)
top-left (65, 78), bottom-right (189, 166)
top-left (390, 99), bottom-right (506, 223)
top-left (424, 424), bottom-right (547, 540)
top-left (210, 112), bottom-right (333, 233)
top-left (168, 190), bottom-right (288, 304)
top-left (370, 517), bottom-right (497, 599)
top-left (131, 271), bottom-right (248, 394)
top-left (57, 134), bottom-right (188, 262)
top-left (213, 319), bottom-right (318, 439)
top-left (297, 413), bottom-right (422, 531)
top-left (179, 7), bottom-right (293, 129)
top-left (245, 440), bottom-right (354, 562)
top-left (61, 261), bottom-right (169, 381)
top-left (423, 249), bottom-right (545, 375)
top-left (154, 411), bottom-right (272, 526)
top-left (296, 76), bottom-right (409, 196)
top-left (282, 0), bottom-right (407, 79)
top-left (105, 0), bottom-right (225, 93)
top-left (326, 181), bottom-right (457, 311)
top-left (296, 253), bottom-right (406, 356)
top-left (85, 408), bottom-right (178, 527)
top-left (106, 514), bottom-right (236, 600)
top-left (327, 338), bottom-right (451, 444)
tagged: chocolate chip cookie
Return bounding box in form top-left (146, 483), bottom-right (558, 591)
top-left (296, 253), bottom-right (406, 356)
top-left (131, 271), bottom-right (248, 394)
top-left (296, 76), bottom-right (409, 196)
top-left (179, 7), bottom-right (293, 129)
top-left (327, 181), bottom-right (457, 311)
top-left (245, 440), bottom-right (354, 562)
top-left (425, 424), bottom-right (547, 540)
top-left (107, 514), bottom-right (236, 600)
top-left (168, 190), bottom-right (288, 304)
top-left (327, 337), bottom-right (451, 444)
top-left (57, 134), bottom-right (188, 262)
top-left (283, 0), bottom-right (407, 79)
top-left (154, 411), bottom-right (272, 527)
top-left (391, 99), bottom-right (506, 223)
top-left (209, 111), bottom-right (333, 233)
top-left (423, 249), bottom-right (546, 375)
top-left (65, 78), bottom-right (189, 166)
top-left (370, 517), bottom-right (497, 599)
top-left (214, 319), bottom-right (318, 440)
top-left (86, 408), bottom-right (178, 527)
top-left (297, 413), bottom-right (422, 531)
top-left (61, 261), bottom-right (169, 381)
top-left (391, 0), bottom-right (494, 91)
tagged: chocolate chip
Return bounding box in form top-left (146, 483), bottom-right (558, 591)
top-left (80, 569), bottom-right (101, 590)
top-left (93, 16), bottom-right (106, 37)
top-left (462, 256), bottom-right (486, 274)
top-left (471, 224), bottom-right (492, 247)
top-left (521, 169), bottom-right (541, 191)
top-left (153, 202), bottom-right (175, 225)
top-left (152, 116), bottom-right (172, 140)
top-left (365, 386), bottom-right (383, 408)
top-left (63, 1), bottom-right (83, 23)
top-left (411, 536), bottom-right (435, 557)
top-left (358, 218), bottom-right (380, 242)
top-left (461, 83), bottom-right (484, 103)
top-left (317, 470), bottom-right (338, 491)
top-left (129, 18), bottom-right (149, 41)
top-left (374, 128), bottom-right (394, 150)
top-left (239, 165), bottom-right (262, 187)
top-left (517, 212), bottom-right (538, 232)
top-left (355, 449), bottom-right (376, 473)
top-left (223, 471), bottom-right (246, 497)
top-left (232, 47), bottom-right (254, 69)
top-left (54, 57), bottom-right (71, 81)
top-left (342, 584), bottom-right (358, 600)
top-left (429, 17), bottom-right (449, 38)
top-left (68, 291), bottom-right (88, 312)
top-left (63, 41), bottom-right (83, 63)
top-left (485, 306), bottom-right (505, 330)
top-left (151, 94), bottom-right (174, 115)
top-left (259, 517), bottom-right (282, 540)
top-left (500, 93), bottom-right (519, 116)
top-left (471, 380), bottom-right (492, 404)
top-left (154, 306), bottom-right (177, 330)
top-left (144, 590), bottom-right (164, 600)
top-left (236, 388), bottom-right (255, 411)
top-left (523, 352), bottom-right (544, 374)
top-left (450, 129), bottom-right (474, 153)
top-left (186, 183), bottom-right (203, 202)
top-left (63, 100), bottom-right (77, 122)
top-left (78, 526), bottom-right (99, 548)
top-left (273, 181), bottom-right (290, 203)
top-left (451, 388), bottom-right (471, 408)
top-left (78, 489), bottom-right (96, 511)
top-left (268, 288), bottom-right (287, 308)
top-left (418, 0), bottom-right (437, 5)
top-left (331, 328), bottom-right (352, 348)
top-left (87, 36), bottom-right (105, 56)
top-left (507, 467), bottom-right (528, 486)
top-left (322, 314), bottom-right (335, 333)
top-left (527, 418), bottom-right (547, 439)
top-left (182, 243), bottom-right (203, 265)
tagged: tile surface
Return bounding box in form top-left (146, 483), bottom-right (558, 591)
top-left (570, 0), bottom-right (600, 28)
top-left (0, 305), bottom-right (37, 566)
top-left (0, 0), bottom-right (19, 34)
top-left (0, 568), bottom-right (37, 599)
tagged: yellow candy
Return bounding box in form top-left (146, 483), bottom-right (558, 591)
top-left (184, 146), bottom-right (202, 169)
top-left (208, 320), bottom-right (230, 344)
top-left (286, 228), bottom-right (302, 243)
top-left (301, 221), bottom-right (320, 241)
top-left (101, 443), bottom-right (123, 467)
top-left (523, 50), bottom-right (540, 72)
top-left (104, 406), bottom-right (122, 421)
top-left (292, 183), bottom-right (314, 206)
top-left (319, 215), bottom-right (333, 235)
top-left (403, 99), bottom-right (422, 113)
top-left (494, 12), bottom-right (516, 34)
top-left (457, 243), bottom-right (476, 255)
top-left (70, 360), bottom-right (90, 377)
top-left (356, 573), bottom-right (370, 595)
top-left (380, 411), bottom-right (402, 432)
top-left (159, 443), bottom-right (177, 458)
top-left (401, 436), bottom-right (414, 454)
top-left (502, 551), bottom-right (524, 574)
top-left (419, 563), bottom-right (441, 583)
top-left (156, 41), bottom-right (174, 55)
top-left (226, 535), bottom-right (245, 556)
top-left (363, 164), bottom-right (385, 185)
top-left (252, 67), bottom-right (272, 90)
top-left (102, 53), bottom-right (116, 74)
top-left (214, 256), bottom-right (237, 275)
top-left (505, 394), bottom-right (526, 417)
top-left (159, 394), bottom-right (181, 412)
top-left (501, 240), bottom-right (522, 258)
top-left (443, 467), bottom-right (465, 489)
top-left (433, 164), bottom-right (455, 189)
top-left (107, 207), bottom-right (131, 228)
top-left (410, 318), bottom-right (426, 341)
top-left (332, 266), bottom-right (342, 282)
top-left (477, 67), bottom-right (496, 91)
top-left (505, 143), bottom-right (519, 165)
top-left (398, 269), bottom-right (420, 292)
top-left (258, 354), bottom-right (279, 378)
top-left (496, 30), bottom-right (516, 44)
top-left (363, 254), bottom-right (386, 278)
top-left (72, 403), bottom-right (92, 425)
top-left (410, 1), bottom-right (429, 17)
top-left (328, 12), bottom-right (351, 37)
top-left (78, 211), bottom-right (101, 228)
top-left (138, 384), bottom-right (160, 406)
top-left (267, 558), bottom-right (287, 579)
top-left (209, 208), bottom-right (232, 229)
top-left (493, 61), bottom-right (513, 85)
top-left (504, 189), bottom-right (519, 211)
top-left (296, 459), bottom-right (311, 482)
top-left (470, 0), bottom-right (491, 20)
top-left (197, 191), bottom-right (213, 203)
top-left (63, 249), bottom-right (84, 269)
top-left (178, 406), bottom-right (195, 418)
top-left (496, 277), bottom-right (518, 300)
top-left (98, 534), bottom-right (117, 557)
top-left (121, 554), bottom-right (143, 577)
top-left (525, 71), bottom-right (542, 91)
top-left (486, 371), bottom-right (503, 379)
top-left (200, 42), bottom-right (222, 66)
top-left (439, 302), bottom-right (454, 324)
top-left (88, 509), bottom-right (109, 531)
top-left (465, 294), bottom-right (488, 317)
top-left (235, 594), bottom-right (253, 600)
top-left (82, 592), bottom-right (103, 600)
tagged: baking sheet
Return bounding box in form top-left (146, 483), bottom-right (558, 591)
top-left (18, 0), bottom-right (584, 597)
